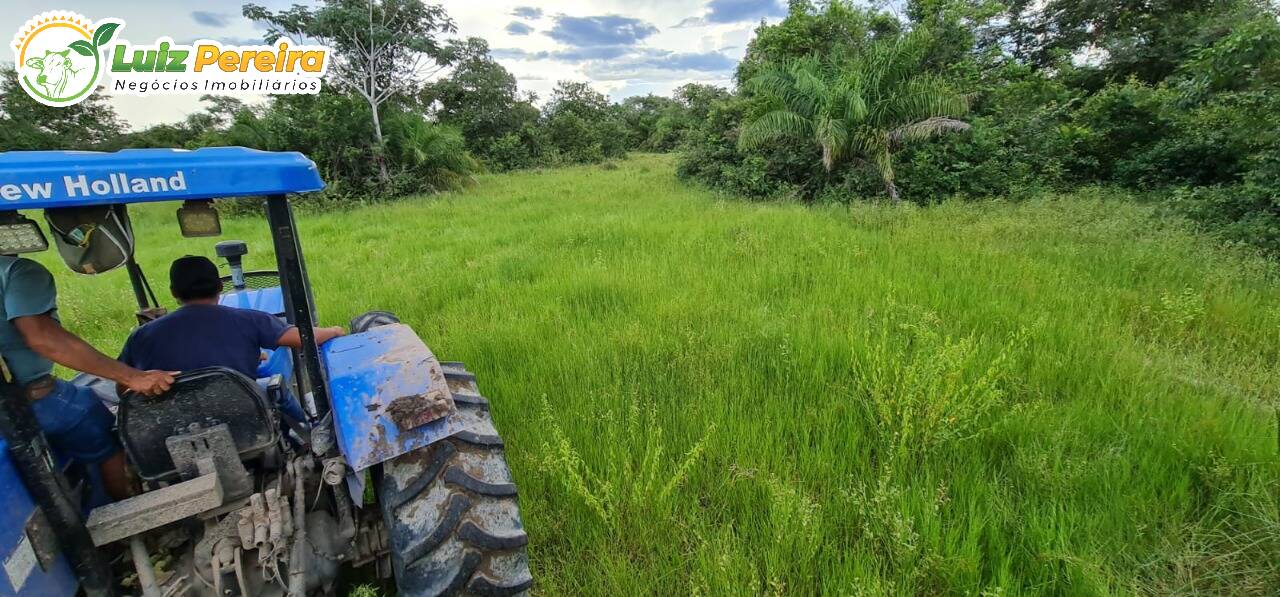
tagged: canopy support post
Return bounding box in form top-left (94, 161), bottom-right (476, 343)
top-left (264, 196), bottom-right (332, 423)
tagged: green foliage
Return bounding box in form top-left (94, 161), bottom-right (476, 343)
top-left (681, 5), bottom-right (977, 203)
top-left (906, 0), bottom-right (1004, 69)
top-left (0, 67), bottom-right (125, 150)
top-left (422, 40), bottom-right (651, 171)
top-left (1069, 80), bottom-right (1175, 182)
top-left (889, 62), bottom-right (1083, 198)
top-left (382, 111), bottom-right (478, 191)
top-left (676, 0), bottom-right (1280, 252)
top-left (243, 0), bottom-right (458, 182)
top-left (543, 80), bottom-right (610, 120)
top-left (540, 81), bottom-right (628, 164)
top-left (738, 30), bottom-right (972, 201)
top-left (1178, 13), bottom-right (1280, 95)
top-left (484, 130), bottom-right (543, 172)
top-left (736, 0), bottom-right (901, 84)
top-left (854, 305), bottom-right (1026, 464)
top-left (1170, 151), bottom-right (1280, 253)
top-left (229, 92), bottom-right (383, 193)
top-left (892, 116), bottom-right (1053, 200)
top-left (1131, 89), bottom-right (1276, 187)
top-left (422, 37), bottom-right (540, 171)
top-left (219, 92), bottom-right (476, 209)
top-left (101, 95), bottom-right (248, 151)
top-left (618, 94), bottom-right (679, 150)
top-left (645, 84), bottom-right (732, 151)
top-left (543, 112), bottom-right (602, 164)
top-left (678, 93), bottom-right (824, 199)
top-left (993, 0), bottom-right (1268, 83)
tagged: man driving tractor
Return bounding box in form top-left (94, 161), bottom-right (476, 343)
top-left (0, 147), bottom-right (530, 595)
top-left (0, 254), bottom-right (175, 500)
top-left (118, 255), bottom-right (346, 378)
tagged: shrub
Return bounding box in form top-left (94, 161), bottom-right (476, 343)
top-left (895, 115), bottom-right (1059, 201)
top-left (1170, 149), bottom-right (1280, 254)
top-left (852, 306), bottom-right (1026, 464)
top-left (677, 95), bottom-right (825, 199)
top-left (382, 111), bottom-right (479, 192)
top-left (483, 130), bottom-right (540, 172)
top-left (1069, 80), bottom-right (1173, 183)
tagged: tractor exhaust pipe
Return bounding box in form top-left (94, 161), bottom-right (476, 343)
top-left (216, 240), bottom-right (249, 291)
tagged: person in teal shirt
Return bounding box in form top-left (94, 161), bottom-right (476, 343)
top-left (0, 255), bottom-right (175, 499)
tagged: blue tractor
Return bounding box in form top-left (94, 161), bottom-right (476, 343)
top-left (0, 148), bottom-right (530, 596)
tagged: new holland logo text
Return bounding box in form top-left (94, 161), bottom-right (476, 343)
top-left (0, 171), bottom-right (188, 201)
top-left (11, 11), bottom-right (330, 107)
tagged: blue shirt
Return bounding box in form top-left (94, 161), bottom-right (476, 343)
top-left (119, 303), bottom-right (292, 379)
top-left (0, 256), bottom-right (59, 384)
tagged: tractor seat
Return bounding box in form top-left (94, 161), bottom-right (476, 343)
top-left (117, 367), bottom-right (278, 482)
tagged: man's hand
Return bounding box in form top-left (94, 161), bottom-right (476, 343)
top-left (16, 313), bottom-right (175, 394)
top-left (123, 370), bottom-right (177, 396)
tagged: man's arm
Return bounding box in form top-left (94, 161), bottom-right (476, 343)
top-left (276, 325), bottom-right (346, 350)
top-left (14, 314), bottom-right (175, 396)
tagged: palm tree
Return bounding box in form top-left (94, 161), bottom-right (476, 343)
top-left (738, 30), bottom-right (971, 202)
top-left (383, 111), bottom-right (480, 191)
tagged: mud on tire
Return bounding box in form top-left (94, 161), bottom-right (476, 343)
top-left (376, 362), bottom-right (531, 596)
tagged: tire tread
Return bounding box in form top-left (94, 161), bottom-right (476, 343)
top-left (378, 362), bottom-right (529, 596)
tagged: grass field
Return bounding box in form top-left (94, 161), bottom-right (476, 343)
top-left (40, 154), bottom-right (1280, 594)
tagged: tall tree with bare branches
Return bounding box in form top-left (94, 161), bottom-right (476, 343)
top-left (244, 0), bottom-right (456, 180)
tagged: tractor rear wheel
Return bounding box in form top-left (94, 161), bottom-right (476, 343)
top-left (375, 362), bottom-right (531, 596)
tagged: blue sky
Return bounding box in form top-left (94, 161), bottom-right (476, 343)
top-left (4, 0), bottom-right (792, 129)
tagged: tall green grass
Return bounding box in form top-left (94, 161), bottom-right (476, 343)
top-left (39, 155), bottom-right (1280, 594)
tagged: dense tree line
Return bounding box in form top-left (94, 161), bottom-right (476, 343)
top-left (1, 0), bottom-right (1276, 252)
top-left (677, 0), bottom-right (1280, 252)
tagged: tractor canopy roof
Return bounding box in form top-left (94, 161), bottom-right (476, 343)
top-left (0, 147), bottom-right (324, 211)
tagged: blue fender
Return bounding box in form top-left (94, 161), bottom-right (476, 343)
top-left (322, 324), bottom-right (459, 472)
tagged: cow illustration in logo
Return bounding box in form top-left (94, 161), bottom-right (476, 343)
top-left (26, 48), bottom-right (81, 97)
top-left (10, 12), bottom-right (121, 107)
